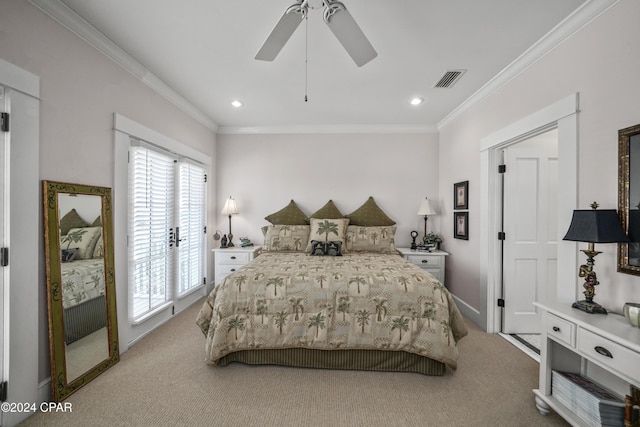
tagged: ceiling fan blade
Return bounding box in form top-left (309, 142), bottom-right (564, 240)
top-left (255, 8), bottom-right (305, 61)
top-left (324, 5), bottom-right (377, 67)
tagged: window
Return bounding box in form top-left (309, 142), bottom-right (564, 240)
top-left (128, 139), bottom-right (206, 320)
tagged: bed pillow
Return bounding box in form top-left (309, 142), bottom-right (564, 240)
top-left (92, 234), bottom-right (104, 258)
top-left (61, 226), bottom-right (102, 260)
top-left (305, 218), bottom-right (350, 252)
top-left (262, 224), bottom-right (310, 252)
top-left (59, 208), bottom-right (89, 236)
top-left (345, 196), bottom-right (396, 226)
top-left (310, 240), bottom-right (343, 256)
top-left (264, 200), bottom-right (309, 225)
top-left (345, 225), bottom-right (397, 253)
top-left (310, 200), bottom-right (343, 219)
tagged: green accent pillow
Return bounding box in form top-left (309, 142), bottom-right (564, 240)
top-left (60, 208), bottom-right (89, 236)
top-left (345, 197), bottom-right (396, 226)
top-left (264, 200), bottom-right (309, 225)
top-left (310, 200), bottom-right (343, 219)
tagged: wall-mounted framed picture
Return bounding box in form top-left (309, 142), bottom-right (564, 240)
top-left (454, 180), bottom-right (469, 210)
top-left (454, 211), bottom-right (469, 240)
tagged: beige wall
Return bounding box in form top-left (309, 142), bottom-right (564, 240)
top-left (0, 1), bottom-right (216, 384)
top-left (439, 0), bottom-right (640, 319)
top-left (216, 132), bottom-right (440, 249)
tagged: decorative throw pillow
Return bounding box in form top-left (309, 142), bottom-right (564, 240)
top-left (262, 224), bottom-right (310, 252)
top-left (62, 226), bottom-right (102, 260)
top-left (305, 218), bottom-right (350, 252)
top-left (310, 200), bottom-right (343, 219)
top-left (264, 200), bottom-right (309, 225)
top-left (310, 240), bottom-right (343, 256)
top-left (61, 248), bottom-right (77, 263)
top-left (345, 225), bottom-right (397, 253)
top-left (59, 208), bottom-right (89, 236)
top-left (345, 196), bottom-right (396, 226)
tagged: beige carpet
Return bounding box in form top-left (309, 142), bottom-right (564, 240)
top-left (21, 299), bottom-right (569, 427)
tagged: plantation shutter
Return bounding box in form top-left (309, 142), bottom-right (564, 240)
top-left (177, 160), bottom-right (206, 294)
top-left (128, 139), bottom-right (176, 320)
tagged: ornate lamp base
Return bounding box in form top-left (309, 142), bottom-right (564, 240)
top-left (572, 300), bottom-right (607, 314)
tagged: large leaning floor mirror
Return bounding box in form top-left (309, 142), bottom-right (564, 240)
top-left (43, 180), bottom-right (119, 401)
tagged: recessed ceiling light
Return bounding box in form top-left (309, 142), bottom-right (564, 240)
top-left (231, 100), bottom-right (243, 108)
top-left (410, 97), bottom-right (424, 106)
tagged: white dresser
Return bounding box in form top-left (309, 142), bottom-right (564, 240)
top-left (396, 248), bottom-right (448, 284)
top-left (212, 246), bottom-right (261, 285)
top-left (534, 302), bottom-right (640, 426)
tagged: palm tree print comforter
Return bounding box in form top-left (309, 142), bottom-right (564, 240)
top-left (196, 252), bottom-right (468, 370)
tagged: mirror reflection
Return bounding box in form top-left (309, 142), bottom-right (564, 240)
top-left (58, 193), bottom-right (108, 381)
top-left (618, 124), bottom-right (640, 274)
top-left (43, 181), bottom-right (119, 401)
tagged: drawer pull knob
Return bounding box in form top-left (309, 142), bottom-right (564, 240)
top-left (421, 260), bottom-right (428, 264)
top-left (552, 326), bottom-right (560, 332)
top-left (231, 256), bottom-right (236, 260)
top-left (594, 346), bottom-right (613, 358)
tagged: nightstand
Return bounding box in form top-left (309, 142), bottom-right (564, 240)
top-left (396, 247), bottom-right (449, 285)
top-left (212, 246), bottom-right (261, 285)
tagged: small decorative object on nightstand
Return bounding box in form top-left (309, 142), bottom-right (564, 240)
top-left (397, 247), bottom-right (448, 285)
top-left (213, 246), bottom-right (261, 285)
top-left (221, 196), bottom-right (239, 248)
top-left (410, 230), bottom-right (419, 250)
top-left (562, 202), bottom-right (629, 314)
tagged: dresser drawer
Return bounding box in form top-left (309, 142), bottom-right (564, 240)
top-left (577, 328), bottom-right (640, 380)
top-left (405, 254), bottom-right (443, 269)
top-left (216, 251), bottom-right (250, 264)
top-left (547, 313), bottom-right (576, 348)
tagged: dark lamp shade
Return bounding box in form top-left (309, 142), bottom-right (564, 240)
top-left (563, 209), bottom-right (630, 243)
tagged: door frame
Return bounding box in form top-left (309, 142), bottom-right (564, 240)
top-left (0, 58), bottom-right (40, 425)
top-left (480, 93), bottom-right (579, 333)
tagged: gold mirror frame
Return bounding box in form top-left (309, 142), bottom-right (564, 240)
top-left (617, 124), bottom-right (640, 275)
top-left (43, 180), bottom-right (119, 401)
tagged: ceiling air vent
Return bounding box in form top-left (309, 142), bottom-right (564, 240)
top-left (433, 69), bottom-right (466, 88)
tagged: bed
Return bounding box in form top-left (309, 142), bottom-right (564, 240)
top-left (60, 222), bottom-right (107, 344)
top-left (196, 198), bottom-right (468, 375)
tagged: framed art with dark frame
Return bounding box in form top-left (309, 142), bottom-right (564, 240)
top-left (454, 211), bottom-right (469, 240)
top-left (454, 181), bottom-right (469, 210)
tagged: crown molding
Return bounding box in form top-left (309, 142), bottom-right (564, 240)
top-left (217, 124), bottom-right (438, 135)
top-left (438, 0), bottom-right (620, 131)
top-left (28, 0), bottom-right (219, 132)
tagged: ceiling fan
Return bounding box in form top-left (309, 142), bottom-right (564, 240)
top-left (255, 0), bottom-right (377, 67)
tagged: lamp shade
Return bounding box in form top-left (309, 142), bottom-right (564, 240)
top-left (563, 209), bottom-right (629, 243)
top-left (417, 198), bottom-right (436, 216)
top-left (221, 197), bottom-right (239, 215)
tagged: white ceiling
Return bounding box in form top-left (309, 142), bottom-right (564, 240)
top-left (40, 0), bottom-right (590, 133)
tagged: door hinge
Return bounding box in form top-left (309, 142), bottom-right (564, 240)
top-left (497, 298), bottom-right (505, 307)
top-left (0, 247), bottom-right (8, 267)
top-left (204, 226), bottom-right (207, 234)
top-left (498, 232), bottom-right (506, 241)
top-left (203, 277), bottom-right (206, 285)
top-left (1, 113), bottom-right (8, 132)
top-left (204, 174), bottom-right (207, 183)
top-left (498, 164), bottom-right (506, 174)
top-left (0, 380), bottom-right (7, 401)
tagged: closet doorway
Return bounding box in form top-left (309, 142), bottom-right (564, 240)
top-left (501, 130), bottom-right (558, 335)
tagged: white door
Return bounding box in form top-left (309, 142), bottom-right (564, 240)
top-left (502, 131), bottom-right (558, 333)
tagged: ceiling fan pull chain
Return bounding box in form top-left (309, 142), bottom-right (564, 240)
top-left (305, 15), bottom-right (309, 102)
